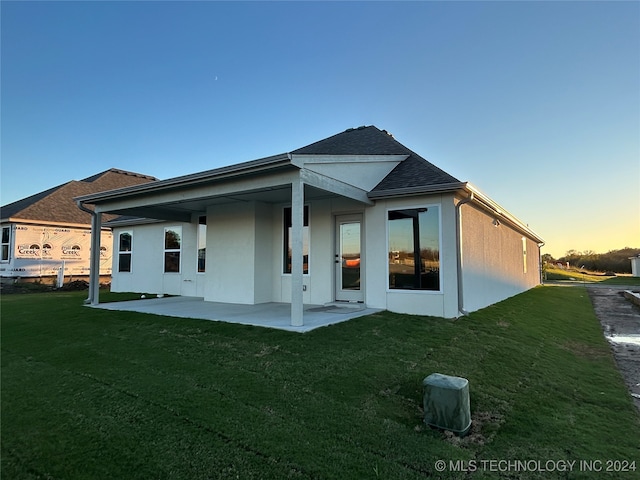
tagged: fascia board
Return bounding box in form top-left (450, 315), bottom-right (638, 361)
top-left (76, 153), bottom-right (294, 204)
top-left (2, 217), bottom-right (93, 229)
top-left (291, 154), bottom-right (409, 165)
top-left (91, 169), bottom-right (301, 214)
top-left (103, 217), bottom-right (166, 227)
top-left (367, 182), bottom-right (468, 199)
top-left (463, 183), bottom-right (545, 244)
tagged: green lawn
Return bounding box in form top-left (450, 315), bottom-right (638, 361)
top-left (544, 266), bottom-right (640, 286)
top-left (2, 287), bottom-right (639, 479)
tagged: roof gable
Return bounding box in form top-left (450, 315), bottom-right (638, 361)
top-left (1, 169), bottom-right (157, 225)
top-left (293, 126), bottom-right (460, 194)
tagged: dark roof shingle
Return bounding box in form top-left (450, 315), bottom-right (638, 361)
top-left (1, 169), bottom-right (157, 225)
top-left (293, 125), bottom-right (460, 193)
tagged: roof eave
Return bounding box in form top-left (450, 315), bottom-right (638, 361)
top-left (103, 217), bottom-right (165, 227)
top-left (75, 153), bottom-right (294, 204)
top-left (367, 182), bottom-right (468, 199)
top-left (368, 182), bottom-right (544, 244)
top-left (463, 183), bottom-right (545, 244)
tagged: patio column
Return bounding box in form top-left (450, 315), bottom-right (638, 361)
top-left (89, 211), bottom-right (102, 305)
top-left (290, 178), bottom-right (304, 326)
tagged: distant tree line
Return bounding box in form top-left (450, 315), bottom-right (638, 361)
top-left (543, 247), bottom-right (640, 274)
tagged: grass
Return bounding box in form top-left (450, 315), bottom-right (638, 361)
top-left (544, 266), bottom-right (640, 286)
top-left (2, 287), bottom-right (639, 479)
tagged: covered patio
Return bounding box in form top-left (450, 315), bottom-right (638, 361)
top-left (90, 296), bottom-right (382, 333)
top-left (76, 154), bottom-right (374, 327)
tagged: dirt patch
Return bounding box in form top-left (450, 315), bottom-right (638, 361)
top-left (441, 411), bottom-right (504, 447)
top-left (0, 280), bottom-right (109, 295)
top-left (0, 282), bottom-right (54, 294)
top-left (586, 286), bottom-right (640, 411)
top-left (560, 340), bottom-right (609, 359)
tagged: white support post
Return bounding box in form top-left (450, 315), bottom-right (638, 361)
top-left (290, 178), bottom-right (304, 326)
top-left (89, 211), bottom-right (102, 305)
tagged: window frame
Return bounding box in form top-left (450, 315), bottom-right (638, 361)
top-left (117, 231), bottom-right (133, 273)
top-left (386, 203), bottom-right (442, 293)
top-left (282, 204), bottom-right (310, 275)
top-left (163, 226), bottom-right (182, 274)
top-left (1, 226), bottom-right (10, 262)
top-left (197, 216), bottom-right (206, 274)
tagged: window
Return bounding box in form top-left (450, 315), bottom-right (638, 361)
top-left (1, 226), bottom-right (10, 261)
top-left (283, 206), bottom-right (309, 274)
top-left (118, 231), bottom-right (132, 272)
top-left (388, 206), bottom-right (440, 290)
top-left (522, 237), bottom-right (527, 274)
top-left (197, 216), bottom-right (206, 273)
top-left (164, 226), bottom-right (182, 273)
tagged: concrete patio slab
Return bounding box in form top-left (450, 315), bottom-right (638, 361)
top-left (90, 296), bottom-right (382, 333)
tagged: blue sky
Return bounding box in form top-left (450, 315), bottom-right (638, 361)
top-left (1, 1), bottom-right (638, 258)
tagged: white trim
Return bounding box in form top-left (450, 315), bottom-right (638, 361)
top-left (1, 225), bottom-right (11, 262)
top-left (117, 230), bottom-right (133, 273)
top-left (293, 154), bottom-right (409, 164)
top-left (196, 215), bottom-right (206, 275)
top-left (334, 213), bottom-right (365, 302)
top-left (385, 202), bottom-right (443, 294)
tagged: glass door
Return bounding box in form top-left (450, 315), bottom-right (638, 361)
top-left (335, 214), bottom-right (364, 302)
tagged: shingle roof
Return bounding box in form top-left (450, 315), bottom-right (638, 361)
top-left (292, 125), bottom-right (460, 194)
top-left (292, 125), bottom-right (409, 155)
top-left (1, 169), bottom-right (157, 225)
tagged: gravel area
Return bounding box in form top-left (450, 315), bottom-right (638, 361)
top-left (586, 285), bottom-right (640, 412)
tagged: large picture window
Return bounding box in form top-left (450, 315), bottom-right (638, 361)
top-left (118, 231), bottom-right (132, 272)
top-left (388, 206), bottom-right (440, 291)
top-left (164, 227), bottom-right (182, 273)
top-left (197, 216), bottom-right (206, 273)
top-left (1, 226), bottom-right (10, 261)
top-left (283, 206), bottom-right (309, 274)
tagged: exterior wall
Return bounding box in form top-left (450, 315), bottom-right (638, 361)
top-left (205, 202), bottom-right (259, 304)
top-left (459, 202), bottom-right (540, 313)
top-left (254, 202), bottom-right (274, 303)
top-left (111, 220), bottom-right (202, 296)
top-left (364, 194), bottom-right (459, 318)
top-left (107, 192), bottom-right (540, 319)
top-left (0, 222), bottom-right (112, 279)
top-left (274, 197), bottom-right (363, 306)
top-left (631, 257), bottom-right (640, 277)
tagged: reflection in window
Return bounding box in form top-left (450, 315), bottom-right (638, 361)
top-left (283, 206), bottom-right (309, 274)
top-left (197, 216), bottom-right (206, 273)
top-left (118, 232), bottom-right (132, 272)
top-left (164, 227), bottom-right (181, 273)
top-left (388, 206), bottom-right (440, 290)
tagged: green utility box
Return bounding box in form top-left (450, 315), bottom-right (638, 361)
top-left (422, 373), bottom-right (471, 436)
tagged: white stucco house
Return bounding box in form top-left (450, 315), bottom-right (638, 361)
top-left (630, 255), bottom-right (640, 277)
top-left (75, 126), bottom-right (544, 326)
